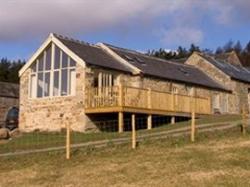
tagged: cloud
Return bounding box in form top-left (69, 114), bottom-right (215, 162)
top-left (0, 0), bottom-right (184, 41)
top-left (160, 27), bottom-right (203, 47)
top-left (0, 0), bottom-right (249, 45)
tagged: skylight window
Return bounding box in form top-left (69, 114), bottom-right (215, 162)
top-left (178, 68), bottom-right (189, 76)
top-left (134, 57), bottom-right (146, 65)
top-left (123, 55), bottom-right (134, 61)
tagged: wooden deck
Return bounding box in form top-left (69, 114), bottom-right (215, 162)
top-left (85, 86), bottom-right (211, 116)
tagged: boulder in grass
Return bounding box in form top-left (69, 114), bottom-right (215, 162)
top-left (9, 128), bottom-right (21, 138)
top-left (0, 128), bottom-right (10, 139)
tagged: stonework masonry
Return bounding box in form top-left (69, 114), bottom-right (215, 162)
top-left (20, 63), bottom-right (231, 133)
top-left (19, 63), bottom-right (90, 132)
top-left (186, 53), bottom-right (250, 114)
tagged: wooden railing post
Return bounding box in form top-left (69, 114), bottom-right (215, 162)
top-left (147, 88), bottom-right (152, 109)
top-left (171, 91), bottom-right (175, 111)
top-left (119, 84), bottom-right (124, 106)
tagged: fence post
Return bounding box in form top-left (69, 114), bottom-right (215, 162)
top-left (241, 105), bottom-right (247, 135)
top-left (66, 119), bottom-right (71, 159)
top-left (132, 114), bottom-right (136, 149)
top-left (191, 91), bottom-right (196, 142)
top-left (191, 111), bottom-right (195, 142)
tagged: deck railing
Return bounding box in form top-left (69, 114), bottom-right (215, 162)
top-left (85, 86), bottom-right (211, 115)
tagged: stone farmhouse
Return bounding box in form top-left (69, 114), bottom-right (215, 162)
top-left (18, 33), bottom-right (247, 132)
top-left (186, 51), bottom-right (250, 114)
top-left (0, 82), bottom-right (19, 126)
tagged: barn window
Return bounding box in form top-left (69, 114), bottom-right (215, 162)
top-left (29, 44), bottom-right (76, 98)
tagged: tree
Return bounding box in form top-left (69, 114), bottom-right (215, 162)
top-left (215, 47), bottom-right (223, 54)
top-left (0, 58), bottom-right (25, 83)
top-left (189, 43), bottom-right (200, 53)
top-left (244, 41), bottom-right (250, 53)
top-left (234, 41), bottom-right (242, 54)
top-left (223, 40), bottom-right (234, 53)
top-left (176, 46), bottom-right (188, 59)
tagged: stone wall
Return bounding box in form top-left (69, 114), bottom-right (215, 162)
top-left (186, 53), bottom-right (250, 114)
top-left (19, 63), bottom-right (89, 132)
top-left (0, 96), bottom-right (19, 124)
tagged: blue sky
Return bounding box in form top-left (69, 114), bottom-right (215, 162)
top-left (0, 0), bottom-right (250, 60)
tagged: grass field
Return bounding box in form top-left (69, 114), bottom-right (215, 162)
top-left (0, 114), bottom-right (241, 154)
top-left (0, 125), bottom-right (250, 187)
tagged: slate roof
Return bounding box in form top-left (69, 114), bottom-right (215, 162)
top-left (104, 44), bottom-right (228, 91)
top-left (198, 53), bottom-right (250, 84)
top-left (54, 34), bottom-right (134, 73)
top-left (0, 82), bottom-right (19, 98)
top-left (53, 34), bottom-right (228, 91)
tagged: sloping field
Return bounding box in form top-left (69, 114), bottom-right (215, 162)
top-left (0, 125), bottom-right (250, 187)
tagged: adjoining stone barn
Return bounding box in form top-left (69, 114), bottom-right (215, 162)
top-left (0, 81), bottom-right (19, 126)
top-left (19, 33), bottom-right (245, 133)
top-left (186, 51), bottom-right (250, 114)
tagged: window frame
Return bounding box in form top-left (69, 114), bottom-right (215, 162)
top-left (29, 43), bottom-right (76, 99)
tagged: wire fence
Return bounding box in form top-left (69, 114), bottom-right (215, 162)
top-left (0, 114), bottom-right (245, 158)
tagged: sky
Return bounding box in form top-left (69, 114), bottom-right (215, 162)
top-left (0, 0), bottom-right (250, 60)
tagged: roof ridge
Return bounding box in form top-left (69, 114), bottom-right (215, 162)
top-left (52, 33), bottom-right (98, 48)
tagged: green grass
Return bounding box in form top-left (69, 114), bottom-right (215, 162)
top-left (0, 114), bottom-right (241, 154)
top-left (0, 126), bottom-right (250, 186)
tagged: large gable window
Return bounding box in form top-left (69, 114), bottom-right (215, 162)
top-left (29, 44), bottom-right (76, 98)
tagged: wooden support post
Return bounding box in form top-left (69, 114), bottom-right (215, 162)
top-left (118, 112), bottom-right (124, 133)
top-left (66, 120), bottom-right (70, 159)
top-left (147, 114), bottom-right (152, 130)
top-left (132, 114), bottom-right (136, 149)
top-left (171, 116), bottom-right (175, 124)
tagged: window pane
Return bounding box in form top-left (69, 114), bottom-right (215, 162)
top-left (37, 73), bottom-right (44, 97)
top-left (62, 51), bottom-right (68, 68)
top-left (38, 55), bottom-right (44, 71)
top-left (31, 62), bottom-right (37, 72)
top-left (44, 72), bottom-right (50, 97)
top-left (69, 69), bottom-right (76, 95)
top-left (30, 74), bottom-right (36, 98)
top-left (69, 58), bottom-right (76, 67)
top-left (53, 71), bottom-right (59, 96)
top-left (45, 46), bottom-right (52, 70)
top-left (54, 46), bottom-right (60, 69)
top-left (61, 69), bottom-right (68, 96)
